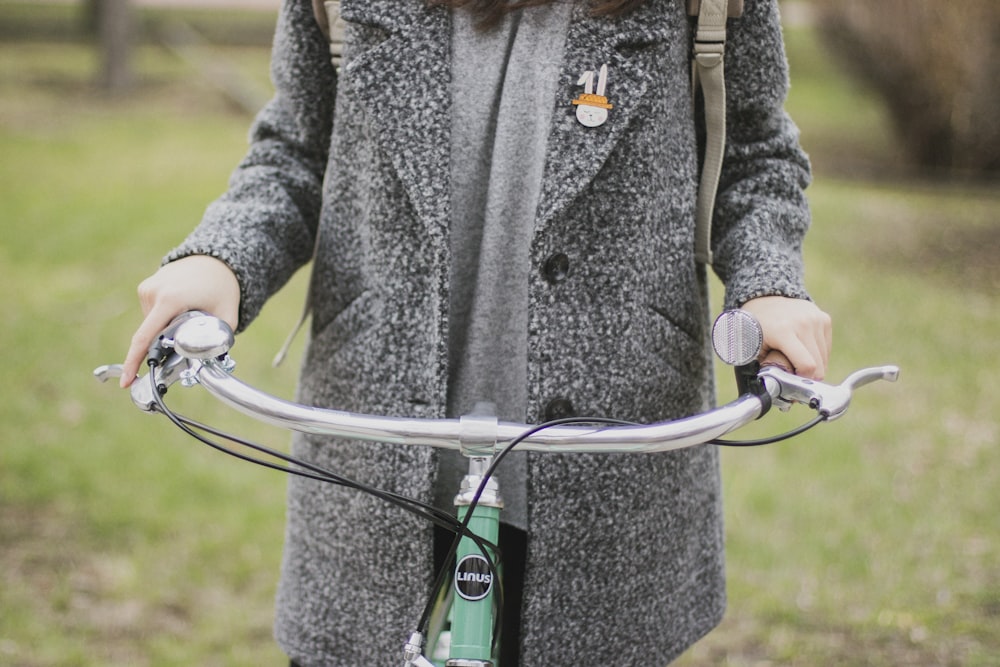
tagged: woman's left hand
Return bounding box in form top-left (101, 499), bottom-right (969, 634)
top-left (740, 296), bottom-right (832, 380)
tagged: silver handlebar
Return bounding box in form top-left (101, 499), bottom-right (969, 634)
top-left (94, 313), bottom-right (899, 455)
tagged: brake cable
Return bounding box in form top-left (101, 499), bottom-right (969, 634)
top-left (146, 360), bottom-right (499, 552)
top-left (147, 354), bottom-right (832, 657)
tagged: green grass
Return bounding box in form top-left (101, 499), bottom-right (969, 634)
top-left (685, 177), bottom-right (1000, 666)
top-left (677, 22), bottom-right (1000, 667)
top-left (1, 15), bottom-right (999, 667)
top-left (0, 36), bottom-right (295, 667)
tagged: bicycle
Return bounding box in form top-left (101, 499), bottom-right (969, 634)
top-left (95, 310), bottom-right (898, 667)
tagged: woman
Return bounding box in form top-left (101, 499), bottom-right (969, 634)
top-left (121, 0), bottom-right (831, 664)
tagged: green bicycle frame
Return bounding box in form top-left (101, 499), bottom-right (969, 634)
top-left (431, 456), bottom-right (503, 667)
top-left (450, 503), bottom-right (501, 663)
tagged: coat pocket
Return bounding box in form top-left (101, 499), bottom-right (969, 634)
top-left (310, 289), bottom-right (379, 361)
top-left (643, 303), bottom-right (707, 382)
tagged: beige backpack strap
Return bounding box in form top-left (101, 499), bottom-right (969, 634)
top-left (688, 0), bottom-right (742, 265)
top-left (273, 221), bottom-right (324, 366)
top-left (312, 0), bottom-right (330, 39)
top-left (272, 250), bottom-right (316, 367)
top-left (312, 1), bottom-right (346, 68)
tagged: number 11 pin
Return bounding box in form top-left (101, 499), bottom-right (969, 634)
top-left (572, 64), bottom-right (613, 128)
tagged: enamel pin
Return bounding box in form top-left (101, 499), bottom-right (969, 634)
top-left (572, 64), bottom-right (613, 128)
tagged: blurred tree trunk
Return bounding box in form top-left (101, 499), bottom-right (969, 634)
top-left (88, 0), bottom-right (135, 94)
top-left (815, 0), bottom-right (1000, 174)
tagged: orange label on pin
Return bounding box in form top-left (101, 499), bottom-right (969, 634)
top-left (572, 93), bottom-right (613, 110)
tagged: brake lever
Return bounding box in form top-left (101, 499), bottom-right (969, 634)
top-left (759, 365), bottom-right (899, 420)
top-left (94, 311), bottom-right (237, 413)
top-left (93, 364), bottom-right (124, 384)
top-left (94, 351), bottom-right (198, 413)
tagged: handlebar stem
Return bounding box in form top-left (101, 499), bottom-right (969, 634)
top-left (459, 411), bottom-right (500, 458)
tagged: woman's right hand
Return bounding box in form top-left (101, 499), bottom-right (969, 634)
top-left (120, 255), bottom-right (241, 388)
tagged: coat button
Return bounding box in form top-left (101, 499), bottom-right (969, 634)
top-left (542, 252), bottom-right (570, 284)
top-left (543, 397), bottom-right (576, 422)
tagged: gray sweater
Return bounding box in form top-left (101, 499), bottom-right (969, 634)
top-left (169, 0), bottom-right (812, 664)
top-left (440, 3), bottom-right (574, 530)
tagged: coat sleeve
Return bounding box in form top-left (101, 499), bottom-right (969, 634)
top-left (708, 0), bottom-right (813, 310)
top-left (165, 0), bottom-right (336, 331)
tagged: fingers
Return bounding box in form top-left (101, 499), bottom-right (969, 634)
top-left (766, 323), bottom-right (826, 379)
top-left (760, 348), bottom-right (793, 373)
top-left (741, 296), bottom-right (833, 381)
top-left (119, 256), bottom-right (241, 388)
top-left (120, 302), bottom-right (183, 387)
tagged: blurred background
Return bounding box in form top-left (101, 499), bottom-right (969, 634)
top-left (1, 0), bottom-right (997, 665)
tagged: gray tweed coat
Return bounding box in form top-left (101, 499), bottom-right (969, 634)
top-left (169, 0), bottom-right (811, 664)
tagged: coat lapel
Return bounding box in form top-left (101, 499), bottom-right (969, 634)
top-left (339, 0), bottom-right (452, 238)
top-left (535, 0), bottom-right (683, 231)
top-left (336, 0), bottom-right (683, 240)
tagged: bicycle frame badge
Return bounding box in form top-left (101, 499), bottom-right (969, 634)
top-left (455, 552), bottom-right (494, 603)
